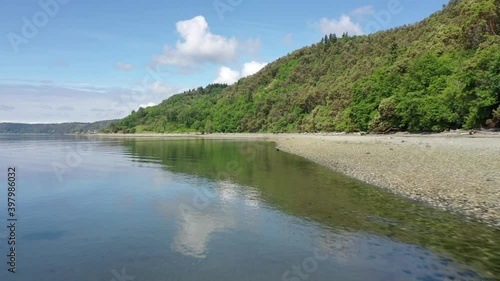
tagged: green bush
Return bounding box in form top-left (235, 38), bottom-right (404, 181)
top-left (486, 106), bottom-right (500, 128)
top-left (369, 97), bottom-right (399, 132)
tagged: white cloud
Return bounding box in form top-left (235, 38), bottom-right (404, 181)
top-left (0, 82), bottom-right (179, 123)
top-left (147, 81), bottom-right (176, 95)
top-left (315, 15), bottom-right (364, 36)
top-left (0, 84), bottom-right (122, 123)
top-left (242, 61), bottom-right (268, 77)
top-left (154, 16), bottom-right (238, 68)
top-left (139, 102), bottom-right (157, 109)
top-left (213, 61), bottom-right (268, 85)
top-left (214, 66), bottom-right (241, 85)
top-left (115, 61), bottom-right (134, 71)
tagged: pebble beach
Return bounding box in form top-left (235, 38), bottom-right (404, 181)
top-left (272, 132), bottom-right (500, 227)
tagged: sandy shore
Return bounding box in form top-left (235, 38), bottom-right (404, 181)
top-left (94, 132), bottom-right (500, 226)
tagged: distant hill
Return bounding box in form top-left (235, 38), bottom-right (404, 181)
top-left (0, 120), bottom-right (117, 134)
top-left (109, 0), bottom-right (500, 133)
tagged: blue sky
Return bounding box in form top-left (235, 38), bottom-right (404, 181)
top-left (0, 0), bottom-right (448, 123)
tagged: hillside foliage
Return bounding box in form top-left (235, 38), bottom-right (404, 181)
top-left (108, 0), bottom-right (500, 134)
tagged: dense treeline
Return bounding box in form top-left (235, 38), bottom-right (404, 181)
top-left (103, 84), bottom-right (227, 133)
top-left (109, 0), bottom-right (500, 133)
top-left (0, 120), bottom-right (116, 134)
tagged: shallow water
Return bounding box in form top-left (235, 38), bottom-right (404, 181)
top-left (0, 135), bottom-right (498, 281)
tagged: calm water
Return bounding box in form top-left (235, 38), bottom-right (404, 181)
top-left (0, 135), bottom-right (499, 281)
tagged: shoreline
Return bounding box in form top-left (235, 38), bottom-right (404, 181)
top-left (91, 132), bottom-right (500, 227)
top-left (272, 133), bottom-right (500, 228)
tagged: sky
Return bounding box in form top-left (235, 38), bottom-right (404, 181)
top-left (0, 0), bottom-right (449, 123)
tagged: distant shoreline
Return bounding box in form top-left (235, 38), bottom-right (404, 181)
top-left (89, 130), bottom-right (500, 138)
top-left (91, 132), bottom-right (500, 227)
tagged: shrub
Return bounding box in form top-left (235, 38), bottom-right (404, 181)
top-left (486, 106), bottom-right (500, 128)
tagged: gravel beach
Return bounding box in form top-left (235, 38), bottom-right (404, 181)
top-left (271, 132), bottom-right (500, 227)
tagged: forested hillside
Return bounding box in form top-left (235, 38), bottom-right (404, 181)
top-left (0, 120), bottom-right (116, 134)
top-left (108, 0), bottom-right (500, 133)
top-left (103, 84), bottom-right (228, 133)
